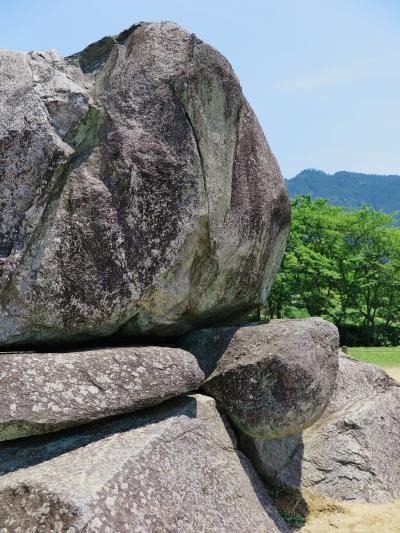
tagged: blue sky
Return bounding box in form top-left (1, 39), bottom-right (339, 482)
top-left (1, 0), bottom-right (399, 177)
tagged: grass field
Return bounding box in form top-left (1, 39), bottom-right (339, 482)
top-left (348, 346), bottom-right (400, 367)
top-left (348, 346), bottom-right (400, 382)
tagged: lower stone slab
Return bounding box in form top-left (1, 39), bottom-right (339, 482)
top-left (0, 394), bottom-right (287, 532)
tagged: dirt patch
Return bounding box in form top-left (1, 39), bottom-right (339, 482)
top-left (271, 487), bottom-right (400, 532)
top-left (385, 367), bottom-right (400, 382)
top-left (300, 500), bottom-right (400, 532)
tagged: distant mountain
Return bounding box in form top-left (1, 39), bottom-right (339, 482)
top-left (286, 169), bottom-right (400, 223)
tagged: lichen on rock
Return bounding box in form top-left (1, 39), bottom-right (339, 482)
top-left (180, 317), bottom-right (339, 438)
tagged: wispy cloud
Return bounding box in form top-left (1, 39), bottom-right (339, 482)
top-left (277, 69), bottom-right (365, 91)
top-left (276, 55), bottom-right (400, 92)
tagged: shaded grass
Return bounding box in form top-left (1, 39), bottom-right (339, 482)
top-left (267, 484), bottom-right (344, 530)
top-left (348, 346), bottom-right (400, 368)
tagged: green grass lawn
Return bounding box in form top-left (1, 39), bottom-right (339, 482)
top-left (348, 346), bottom-right (400, 368)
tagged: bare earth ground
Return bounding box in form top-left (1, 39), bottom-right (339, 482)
top-left (273, 489), bottom-right (400, 532)
top-left (385, 367), bottom-right (400, 382)
top-left (300, 500), bottom-right (400, 532)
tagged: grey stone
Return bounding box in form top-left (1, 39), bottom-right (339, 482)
top-left (0, 346), bottom-right (204, 441)
top-left (0, 394), bottom-right (287, 532)
top-left (0, 21), bottom-right (290, 347)
top-left (243, 353), bottom-right (400, 503)
top-left (180, 317), bottom-right (339, 438)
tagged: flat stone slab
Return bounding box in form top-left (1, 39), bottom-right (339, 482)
top-left (0, 346), bottom-right (204, 441)
top-left (180, 317), bottom-right (339, 438)
top-left (0, 394), bottom-right (287, 532)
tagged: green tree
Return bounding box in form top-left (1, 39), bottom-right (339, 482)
top-left (267, 196), bottom-right (341, 318)
top-left (266, 196), bottom-right (400, 344)
top-left (335, 207), bottom-right (398, 329)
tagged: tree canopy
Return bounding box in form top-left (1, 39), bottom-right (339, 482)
top-left (266, 196), bottom-right (400, 345)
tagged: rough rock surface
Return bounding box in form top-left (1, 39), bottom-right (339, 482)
top-left (0, 21), bottom-right (290, 347)
top-left (0, 394), bottom-right (287, 532)
top-left (242, 353), bottom-right (400, 503)
top-left (0, 345), bottom-right (204, 441)
top-left (180, 317), bottom-right (339, 438)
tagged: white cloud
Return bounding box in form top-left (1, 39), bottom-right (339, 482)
top-left (276, 56), bottom-right (400, 92)
top-left (277, 69), bottom-right (364, 91)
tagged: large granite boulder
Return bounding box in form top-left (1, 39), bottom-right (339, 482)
top-left (242, 353), bottom-right (400, 503)
top-left (0, 346), bottom-right (204, 441)
top-left (0, 21), bottom-right (290, 347)
top-left (0, 394), bottom-right (287, 532)
top-left (180, 317), bottom-right (339, 438)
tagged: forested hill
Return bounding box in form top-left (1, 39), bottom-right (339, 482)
top-left (286, 169), bottom-right (400, 222)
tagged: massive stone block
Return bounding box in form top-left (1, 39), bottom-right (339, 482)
top-left (180, 317), bottom-right (339, 438)
top-left (0, 395), bottom-right (287, 532)
top-left (0, 22), bottom-right (290, 347)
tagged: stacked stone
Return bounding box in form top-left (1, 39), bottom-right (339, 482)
top-left (0, 21), bottom-right (399, 532)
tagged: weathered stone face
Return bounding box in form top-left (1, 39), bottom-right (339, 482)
top-left (243, 353), bottom-right (400, 503)
top-left (0, 395), bottom-right (288, 532)
top-left (0, 21), bottom-right (290, 347)
top-left (180, 317), bottom-right (339, 438)
top-left (0, 346), bottom-right (204, 441)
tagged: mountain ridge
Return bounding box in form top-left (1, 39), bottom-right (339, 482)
top-left (286, 169), bottom-right (400, 222)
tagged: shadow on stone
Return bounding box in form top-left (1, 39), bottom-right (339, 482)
top-left (237, 450), bottom-right (290, 531)
top-left (180, 326), bottom-right (238, 376)
top-left (238, 431), bottom-right (310, 529)
top-left (216, 409), bottom-right (288, 531)
top-left (180, 321), bottom-right (272, 377)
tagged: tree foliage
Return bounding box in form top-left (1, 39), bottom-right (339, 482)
top-left (266, 196), bottom-right (400, 344)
